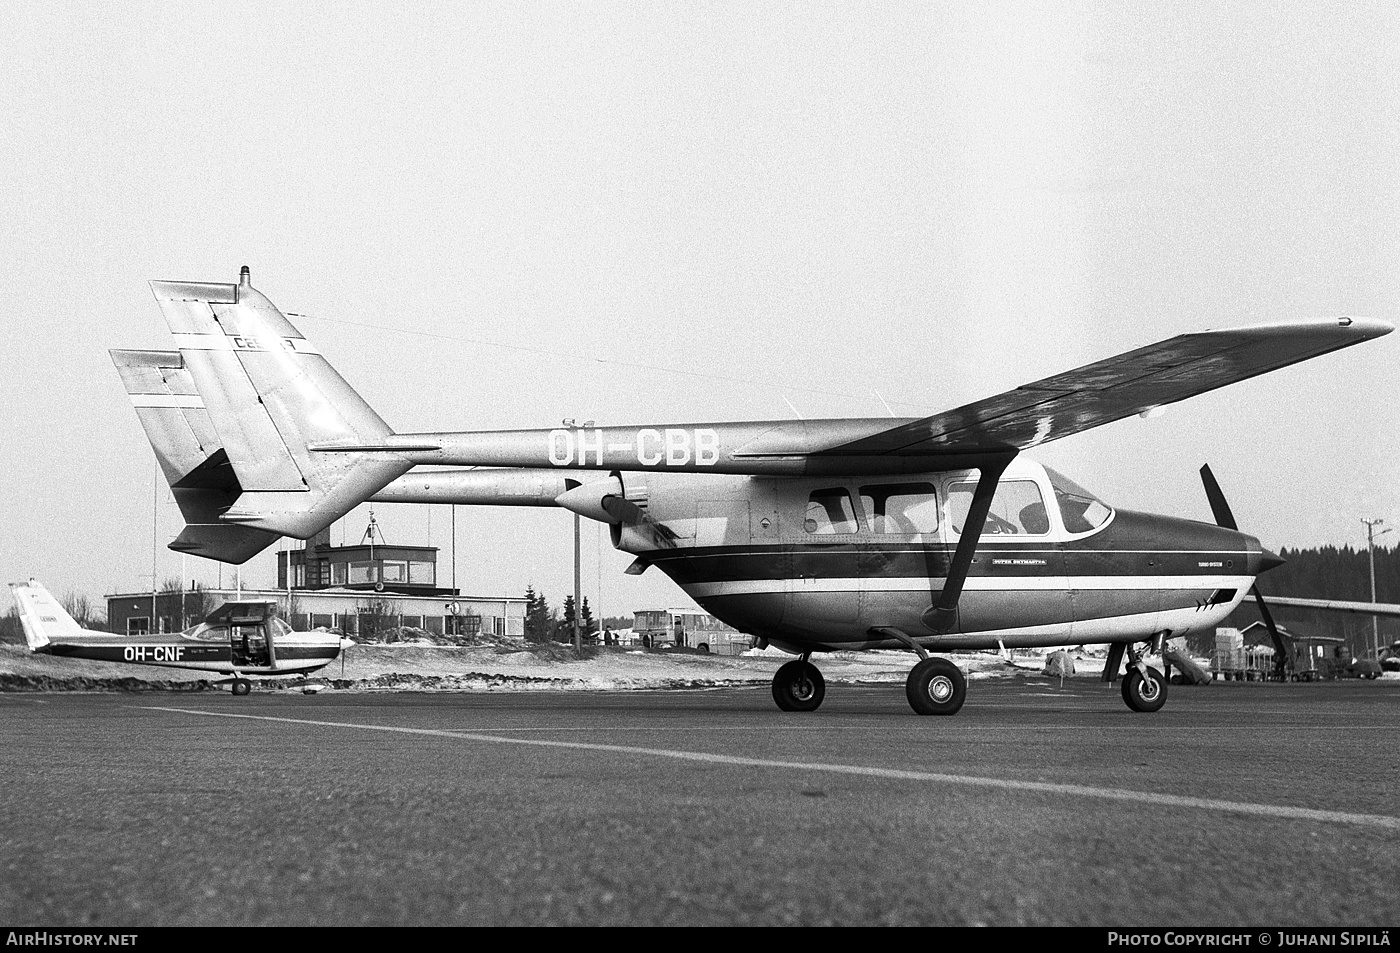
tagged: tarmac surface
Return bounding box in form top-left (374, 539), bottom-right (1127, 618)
top-left (2, 677), bottom-right (1398, 927)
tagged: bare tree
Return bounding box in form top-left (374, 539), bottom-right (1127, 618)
top-left (0, 605), bottom-right (23, 644)
top-left (160, 577), bottom-right (214, 629)
top-left (60, 591), bottom-right (105, 630)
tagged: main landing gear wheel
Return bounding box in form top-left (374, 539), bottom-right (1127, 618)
top-left (772, 660), bottom-right (825, 712)
top-left (906, 657), bottom-right (966, 716)
top-left (1121, 666), bottom-right (1167, 713)
top-left (230, 679), bottom-right (251, 697)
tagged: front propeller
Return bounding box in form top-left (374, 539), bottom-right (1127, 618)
top-left (1199, 464), bottom-right (1288, 677)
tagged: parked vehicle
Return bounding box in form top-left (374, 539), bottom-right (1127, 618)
top-left (1238, 622), bottom-right (1381, 680)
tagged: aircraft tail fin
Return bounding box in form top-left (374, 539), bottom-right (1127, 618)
top-left (110, 349), bottom-right (282, 563)
top-left (119, 268), bottom-right (412, 559)
top-left (9, 581), bottom-right (87, 651)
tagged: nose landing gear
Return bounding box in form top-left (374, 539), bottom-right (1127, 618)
top-left (772, 656), bottom-right (826, 712)
top-left (1121, 639), bottom-right (1168, 713)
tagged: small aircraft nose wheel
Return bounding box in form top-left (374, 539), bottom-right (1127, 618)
top-left (1121, 666), bottom-right (1167, 713)
top-left (906, 657), bottom-right (966, 715)
top-left (231, 679), bottom-right (251, 697)
top-left (772, 659), bottom-right (825, 712)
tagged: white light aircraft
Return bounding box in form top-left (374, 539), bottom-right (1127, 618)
top-left (10, 580), bottom-right (349, 695)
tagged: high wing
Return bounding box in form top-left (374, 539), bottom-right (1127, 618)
top-left (803, 319), bottom-right (1391, 461)
top-left (1262, 596), bottom-right (1400, 619)
top-left (386, 316), bottom-right (1392, 474)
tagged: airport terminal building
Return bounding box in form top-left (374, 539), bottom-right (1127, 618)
top-left (107, 533), bottom-right (527, 639)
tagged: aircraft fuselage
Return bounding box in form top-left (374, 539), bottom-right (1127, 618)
top-left (606, 459), bottom-right (1262, 654)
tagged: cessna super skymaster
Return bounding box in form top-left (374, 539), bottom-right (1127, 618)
top-left (104, 267), bottom-right (1391, 715)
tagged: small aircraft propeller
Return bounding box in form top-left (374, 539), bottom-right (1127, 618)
top-left (1199, 464), bottom-right (1288, 676)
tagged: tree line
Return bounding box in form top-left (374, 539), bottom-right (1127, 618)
top-left (1234, 543), bottom-right (1400, 655)
top-left (523, 584), bottom-right (602, 644)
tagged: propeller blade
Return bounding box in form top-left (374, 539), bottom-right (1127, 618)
top-left (1199, 464), bottom-right (1238, 531)
top-left (1251, 583), bottom-right (1289, 677)
top-left (1202, 464), bottom-right (1287, 676)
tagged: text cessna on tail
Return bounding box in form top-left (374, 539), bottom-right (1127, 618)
top-left (11, 580), bottom-right (349, 695)
top-left (110, 267), bottom-right (1391, 715)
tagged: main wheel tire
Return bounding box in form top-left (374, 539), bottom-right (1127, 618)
top-left (905, 657), bottom-right (966, 716)
top-left (231, 679), bottom-right (251, 697)
top-left (1121, 666), bottom-right (1167, 713)
top-left (772, 660), bottom-right (825, 712)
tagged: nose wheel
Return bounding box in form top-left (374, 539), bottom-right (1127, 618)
top-left (1121, 641), bottom-right (1167, 712)
top-left (1121, 666), bottom-right (1166, 712)
top-left (772, 659), bottom-right (825, 712)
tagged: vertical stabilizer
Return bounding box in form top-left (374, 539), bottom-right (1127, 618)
top-left (126, 269), bottom-right (412, 549)
top-left (110, 349), bottom-right (282, 563)
top-left (9, 581), bottom-right (88, 651)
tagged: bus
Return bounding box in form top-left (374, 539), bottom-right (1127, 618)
top-left (632, 608), bottom-right (753, 655)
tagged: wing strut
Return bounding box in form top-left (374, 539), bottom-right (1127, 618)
top-left (922, 450), bottom-right (1018, 633)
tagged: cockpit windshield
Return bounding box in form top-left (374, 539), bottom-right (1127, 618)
top-left (1045, 467), bottom-right (1114, 534)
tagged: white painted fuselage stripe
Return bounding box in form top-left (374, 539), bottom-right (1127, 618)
top-left (140, 708), bottom-right (1400, 831)
top-left (683, 574), bottom-right (1254, 597)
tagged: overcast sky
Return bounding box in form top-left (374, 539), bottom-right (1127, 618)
top-left (3, 2), bottom-right (1398, 619)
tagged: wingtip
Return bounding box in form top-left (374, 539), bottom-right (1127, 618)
top-left (1344, 316), bottom-right (1395, 337)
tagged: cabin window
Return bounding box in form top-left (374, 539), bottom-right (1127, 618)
top-left (348, 561), bottom-right (376, 585)
top-left (1045, 466), bottom-right (1113, 534)
top-left (804, 488), bottom-right (860, 534)
top-left (860, 483), bottom-right (939, 534)
top-left (331, 562), bottom-right (348, 586)
top-left (409, 560), bottom-right (435, 585)
top-left (947, 479), bottom-right (1050, 536)
top-left (186, 623), bottom-right (227, 642)
top-left (381, 560), bottom-right (407, 583)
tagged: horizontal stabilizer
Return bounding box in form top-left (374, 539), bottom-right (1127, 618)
top-left (168, 524), bottom-right (283, 563)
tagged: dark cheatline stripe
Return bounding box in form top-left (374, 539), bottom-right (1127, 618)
top-left (46, 643), bottom-right (231, 663)
top-left (648, 545), bottom-right (1250, 584)
top-left (273, 646), bottom-right (341, 661)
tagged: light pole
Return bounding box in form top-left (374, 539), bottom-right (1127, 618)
top-left (563, 418), bottom-right (594, 654)
top-left (1363, 518), bottom-right (1391, 659)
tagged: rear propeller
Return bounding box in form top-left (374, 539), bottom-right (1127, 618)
top-left (1199, 464), bottom-right (1287, 677)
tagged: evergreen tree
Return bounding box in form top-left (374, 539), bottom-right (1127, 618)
top-left (524, 585), bottom-right (553, 643)
top-left (556, 594), bottom-right (577, 642)
top-left (580, 596), bottom-right (598, 643)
